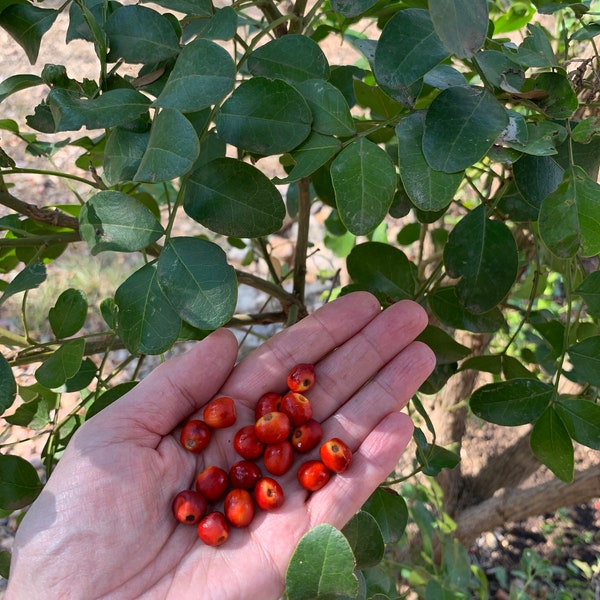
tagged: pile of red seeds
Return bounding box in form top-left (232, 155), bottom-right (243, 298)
top-left (171, 363), bottom-right (353, 546)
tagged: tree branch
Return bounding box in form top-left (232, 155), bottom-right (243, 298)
top-left (291, 177), bottom-right (310, 318)
top-left (0, 190), bottom-right (80, 231)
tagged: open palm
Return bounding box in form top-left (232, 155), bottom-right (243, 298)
top-left (7, 293), bottom-right (435, 600)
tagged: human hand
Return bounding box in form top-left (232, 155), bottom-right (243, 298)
top-left (6, 292), bottom-right (435, 600)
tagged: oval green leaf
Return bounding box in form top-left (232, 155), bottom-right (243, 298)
top-left (154, 38), bottom-right (235, 112)
top-left (566, 336), bottom-right (600, 387)
top-left (530, 407), bottom-right (574, 482)
top-left (86, 381), bottom-right (138, 421)
top-left (0, 354), bottom-right (17, 415)
top-left (470, 378), bottom-right (554, 426)
top-left (285, 523), bottom-right (358, 600)
top-left (396, 112), bottom-right (463, 212)
top-left (103, 128), bottom-right (150, 185)
top-left (277, 132), bottom-right (342, 183)
top-left (555, 398), bottom-right (600, 450)
top-left (134, 108), bottom-right (199, 183)
top-left (157, 237), bottom-right (237, 330)
top-left (49, 288), bottom-right (88, 338)
top-left (79, 191), bottom-right (164, 255)
top-left (0, 454), bottom-right (43, 510)
top-left (341, 511), bottom-right (385, 570)
top-left (362, 487), bottom-right (408, 544)
top-left (575, 271), bottom-right (600, 318)
top-left (115, 261), bottom-right (182, 355)
top-left (444, 205), bottom-right (518, 314)
top-left (35, 338), bottom-right (85, 389)
top-left (0, 74), bottom-right (44, 103)
top-left (0, 262), bottom-right (46, 308)
top-left (423, 86), bottom-right (508, 173)
top-left (184, 157), bottom-right (285, 237)
top-left (331, 137), bottom-right (396, 236)
top-left (416, 325), bottom-right (471, 364)
top-left (247, 34), bottom-right (329, 82)
top-left (216, 77), bottom-right (312, 155)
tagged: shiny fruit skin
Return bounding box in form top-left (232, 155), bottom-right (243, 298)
top-left (290, 419), bottom-right (322, 453)
top-left (320, 438), bottom-right (353, 473)
top-left (233, 425), bottom-right (265, 460)
top-left (198, 511), bottom-right (230, 546)
top-left (254, 411), bottom-right (291, 444)
top-left (263, 440), bottom-right (294, 476)
top-left (229, 460), bottom-right (262, 490)
top-left (280, 392), bottom-right (313, 426)
top-left (179, 420), bottom-right (212, 453)
top-left (254, 477), bottom-right (285, 510)
top-left (297, 460), bottom-right (331, 492)
top-left (287, 363), bottom-right (315, 393)
top-left (224, 488), bottom-right (255, 528)
top-left (203, 396), bottom-right (237, 429)
top-left (195, 465), bottom-right (228, 502)
top-left (255, 392), bottom-right (282, 420)
top-left (172, 490), bottom-right (207, 524)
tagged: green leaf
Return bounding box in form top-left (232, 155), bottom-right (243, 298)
top-left (417, 441), bottom-right (461, 477)
top-left (105, 5), bottom-right (180, 64)
top-left (35, 338), bottom-right (85, 389)
top-left (0, 3), bottom-right (58, 64)
top-left (503, 23), bottom-right (557, 68)
top-left (396, 112), bottom-right (463, 212)
top-left (154, 38), bottom-right (235, 112)
top-left (86, 381), bottom-right (137, 421)
top-left (423, 86), bottom-right (508, 173)
top-left (103, 128), bottom-right (150, 185)
top-left (429, 0), bottom-right (488, 58)
top-left (0, 549), bottom-right (10, 579)
top-left (459, 355), bottom-right (503, 375)
top-left (285, 523), bottom-right (358, 600)
top-left (247, 34), bottom-right (329, 82)
top-left (428, 286), bottom-right (506, 333)
top-left (277, 132), bottom-right (342, 183)
top-left (182, 6), bottom-right (237, 40)
top-left (417, 325), bottom-right (471, 364)
top-left (331, 138), bottom-right (396, 236)
top-left (353, 80), bottom-right (404, 119)
top-left (530, 407), bottom-right (574, 482)
top-left (555, 398), bottom-right (600, 450)
top-left (474, 51), bottom-right (525, 91)
top-left (293, 80), bottom-right (355, 137)
top-left (444, 205), bottom-right (518, 313)
top-left (0, 262), bottom-right (46, 307)
top-left (4, 392), bottom-right (54, 430)
top-left (157, 237), bottom-right (237, 330)
top-left (142, 0), bottom-right (212, 16)
top-left (330, 0), bottom-right (378, 17)
top-left (184, 157), bottom-right (285, 237)
top-left (341, 511), bottom-right (385, 570)
top-left (134, 108), bottom-right (199, 182)
top-left (520, 72), bottom-right (578, 119)
top-left (0, 354), bottom-right (17, 415)
top-left (0, 73), bottom-right (44, 103)
top-left (566, 336), bottom-right (600, 387)
top-left (539, 166), bottom-right (600, 258)
top-left (64, 357), bottom-right (96, 392)
top-left (362, 487), bottom-right (408, 544)
top-left (513, 154), bottom-right (563, 218)
top-left (66, 0), bottom-right (116, 43)
top-left (49, 288), bottom-right (88, 338)
top-left (575, 271), bottom-right (600, 318)
top-left (115, 261), bottom-right (181, 355)
top-left (216, 77), bottom-right (312, 155)
top-left (0, 454), bottom-right (43, 510)
top-left (470, 378), bottom-right (554, 426)
top-left (48, 88), bottom-right (151, 132)
top-left (502, 355), bottom-right (535, 380)
top-left (373, 9), bottom-right (450, 105)
top-left (345, 242), bottom-right (416, 304)
top-left (79, 191), bottom-right (164, 255)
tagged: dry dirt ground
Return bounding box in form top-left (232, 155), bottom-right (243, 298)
top-left (1, 5), bottom-right (600, 599)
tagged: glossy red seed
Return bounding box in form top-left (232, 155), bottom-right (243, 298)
top-left (224, 488), bottom-right (255, 528)
top-left (233, 425), bottom-right (265, 460)
top-left (179, 420), bottom-right (212, 453)
top-left (254, 477), bottom-right (285, 510)
top-left (290, 419), bottom-right (323, 453)
top-left (254, 411), bottom-right (291, 444)
top-left (263, 440), bottom-right (294, 476)
top-left (198, 511), bottom-right (230, 546)
top-left (297, 460), bottom-right (331, 492)
top-left (287, 363), bottom-right (315, 393)
top-left (172, 490), bottom-right (207, 524)
top-left (203, 396), bottom-right (237, 429)
top-left (229, 460), bottom-right (262, 490)
top-left (280, 391), bottom-right (313, 426)
top-left (255, 392), bottom-right (282, 420)
top-left (320, 438), bottom-right (353, 473)
top-left (195, 465), bottom-right (228, 502)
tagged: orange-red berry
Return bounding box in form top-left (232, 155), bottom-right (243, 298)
top-left (195, 465), bottom-right (228, 502)
top-left (263, 440), bottom-right (294, 476)
top-left (233, 425), bottom-right (265, 460)
top-left (287, 363), bottom-right (315, 393)
top-left (180, 419), bottom-right (212, 453)
top-left (290, 419), bottom-right (322, 453)
top-left (297, 460), bottom-right (331, 492)
top-left (280, 392), bottom-right (313, 426)
top-left (254, 477), bottom-right (285, 510)
top-left (172, 490), bottom-right (207, 524)
top-left (198, 511), bottom-right (230, 546)
top-left (203, 396), bottom-right (237, 429)
top-left (229, 460), bottom-right (262, 489)
top-left (320, 438), bottom-right (353, 473)
top-left (255, 411), bottom-right (291, 444)
top-left (255, 392), bottom-right (282, 420)
top-left (224, 488), bottom-right (255, 528)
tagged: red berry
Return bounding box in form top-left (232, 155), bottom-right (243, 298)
top-left (180, 420), bottom-right (212, 453)
top-left (195, 465), bottom-right (228, 502)
top-left (224, 488), bottom-right (255, 528)
top-left (297, 460), bottom-right (331, 492)
top-left (203, 396), bottom-right (237, 429)
top-left (254, 477), bottom-right (285, 510)
top-left (229, 460), bottom-right (262, 489)
top-left (233, 425), bottom-right (265, 460)
top-left (320, 438), bottom-right (353, 473)
top-left (290, 419), bottom-right (322, 453)
top-left (287, 363), bottom-right (315, 393)
top-left (198, 511), bottom-right (230, 546)
top-left (263, 440), bottom-right (294, 476)
top-left (254, 411), bottom-right (291, 444)
top-left (255, 392), bottom-right (282, 420)
top-left (280, 392), bottom-right (313, 426)
top-left (172, 490), bottom-right (207, 525)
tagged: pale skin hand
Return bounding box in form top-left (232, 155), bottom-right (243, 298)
top-left (7, 292), bottom-right (435, 600)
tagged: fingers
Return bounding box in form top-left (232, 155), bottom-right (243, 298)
top-left (306, 412), bottom-right (414, 528)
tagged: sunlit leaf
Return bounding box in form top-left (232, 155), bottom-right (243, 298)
top-left (555, 398), bottom-right (600, 450)
top-left (49, 288), bottom-right (88, 338)
top-left (35, 338), bottom-right (85, 389)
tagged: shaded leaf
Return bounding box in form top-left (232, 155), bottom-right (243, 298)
top-left (49, 288), bottom-right (88, 338)
top-left (79, 191), bottom-right (164, 254)
top-left (184, 157), bottom-right (285, 237)
top-left (503, 23), bottom-right (557, 68)
top-left (103, 128), bottom-right (150, 185)
top-left (0, 454), bottom-right (43, 510)
top-left (555, 398), bottom-right (600, 450)
top-left (0, 262), bottom-right (46, 307)
top-left (470, 378), bottom-right (554, 426)
top-left (362, 487), bottom-right (408, 544)
top-left (330, 0), bottom-right (379, 17)
top-left (0, 74), bottom-right (43, 103)
top-left (513, 154), bottom-right (563, 218)
top-left (276, 132), bottom-right (341, 183)
top-left (417, 325), bottom-right (471, 364)
top-left (521, 71), bottom-right (578, 119)
top-left (0, 354), bottom-right (17, 415)
top-left (530, 407), bottom-right (574, 482)
top-left (566, 336), bottom-right (600, 387)
top-left (285, 524), bottom-right (358, 600)
top-left (141, 0), bottom-right (212, 15)
top-left (341, 511), bottom-right (384, 570)
top-left (86, 381), bottom-right (138, 421)
top-left (575, 271), bottom-right (600, 318)
top-left (182, 6), bottom-right (237, 40)
top-left (35, 338), bottom-right (85, 389)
